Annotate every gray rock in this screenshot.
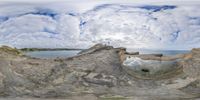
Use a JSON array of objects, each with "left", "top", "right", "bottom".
[
  {"left": 78, "top": 43, "right": 113, "bottom": 55},
  {"left": 123, "top": 57, "right": 181, "bottom": 79},
  {"left": 0, "top": 45, "right": 199, "bottom": 99}
]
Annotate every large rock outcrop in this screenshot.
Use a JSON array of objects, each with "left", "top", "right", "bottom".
[{"left": 0, "top": 44, "right": 199, "bottom": 100}]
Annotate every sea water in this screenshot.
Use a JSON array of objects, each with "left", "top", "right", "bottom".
[
  {"left": 25, "top": 49, "right": 190, "bottom": 59},
  {"left": 127, "top": 49, "right": 190, "bottom": 55},
  {"left": 24, "top": 50, "right": 81, "bottom": 59}
]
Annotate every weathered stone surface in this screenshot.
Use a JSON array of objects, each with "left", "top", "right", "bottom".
[
  {"left": 123, "top": 57, "right": 182, "bottom": 79},
  {"left": 83, "top": 72, "right": 117, "bottom": 87},
  {"left": 183, "top": 48, "right": 200, "bottom": 78},
  {"left": 78, "top": 43, "right": 113, "bottom": 55},
  {"left": 0, "top": 44, "right": 200, "bottom": 99}
]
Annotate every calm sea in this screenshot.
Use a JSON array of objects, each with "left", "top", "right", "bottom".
[
  {"left": 24, "top": 50, "right": 81, "bottom": 59},
  {"left": 24, "top": 49, "right": 190, "bottom": 59},
  {"left": 127, "top": 49, "right": 190, "bottom": 55}
]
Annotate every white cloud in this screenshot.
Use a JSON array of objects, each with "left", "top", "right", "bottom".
[
  {"left": 79, "top": 4, "right": 200, "bottom": 49},
  {"left": 0, "top": 2, "right": 199, "bottom": 50}
]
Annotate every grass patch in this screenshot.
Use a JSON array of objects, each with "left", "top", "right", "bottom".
[{"left": 0, "top": 45, "right": 22, "bottom": 56}]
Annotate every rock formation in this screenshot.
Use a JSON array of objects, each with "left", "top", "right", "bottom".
[{"left": 0, "top": 44, "right": 199, "bottom": 100}]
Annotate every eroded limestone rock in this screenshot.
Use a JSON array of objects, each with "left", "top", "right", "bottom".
[
  {"left": 0, "top": 44, "right": 199, "bottom": 100},
  {"left": 123, "top": 57, "right": 182, "bottom": 79}
]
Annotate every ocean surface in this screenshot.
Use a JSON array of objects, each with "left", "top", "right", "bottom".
[
  {"left": 24, "top": 50, "right": 81, "bottom": 59},
  {"left": 24, "top": 49, "right": 190, "bottom": 59},
  {"left": 127, "top": 49, "right": 190, "bottom": 55}
]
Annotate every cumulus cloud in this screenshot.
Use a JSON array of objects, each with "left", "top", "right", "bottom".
[
  {"left": 0, "top": 2, "right": 199, "bottom": 50},
  {"left": 80, "top": 4, "right": 200, "bottom": 49}
]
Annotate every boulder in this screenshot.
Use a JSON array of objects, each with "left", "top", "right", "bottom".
[
  {"left": 183, "top": 48, "right": 200, "bottom": 78},
  {"left": 78, "top": 43, "right": 113, "bottom": 55}
]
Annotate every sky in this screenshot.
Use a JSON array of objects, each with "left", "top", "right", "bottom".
[{"left": 0, "top": 0, "right": 200, "bottom": 50}]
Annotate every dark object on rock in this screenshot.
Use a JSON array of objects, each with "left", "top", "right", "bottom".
[
  {"left": 125, "top": 51, "right": 139, "bottom": 55},
  {"left": 141, "top": 68, "right": 150, "bottom": 73}
]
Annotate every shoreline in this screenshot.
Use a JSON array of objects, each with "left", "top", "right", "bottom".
[{"left": 19, "top": 48, "right": 84, "bottom": 52}]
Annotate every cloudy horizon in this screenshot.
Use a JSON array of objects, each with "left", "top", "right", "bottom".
[{"left": 0, "top": 0, "right": 200, "bottom": 50}]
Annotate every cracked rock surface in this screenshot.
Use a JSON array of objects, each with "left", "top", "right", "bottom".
[{"left": 0, "top": 44, "right": 199, "bottom": 100}]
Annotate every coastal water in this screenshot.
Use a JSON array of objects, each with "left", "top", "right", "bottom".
[
  {"left": 127, "top": 49, "right": 190, "bottom": 55},
  {"left": 24, "top": 50, "right": 81, "bottom": 59},
  {"left": 24, "top": 49, "right": 190, "bottom": 59}
]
